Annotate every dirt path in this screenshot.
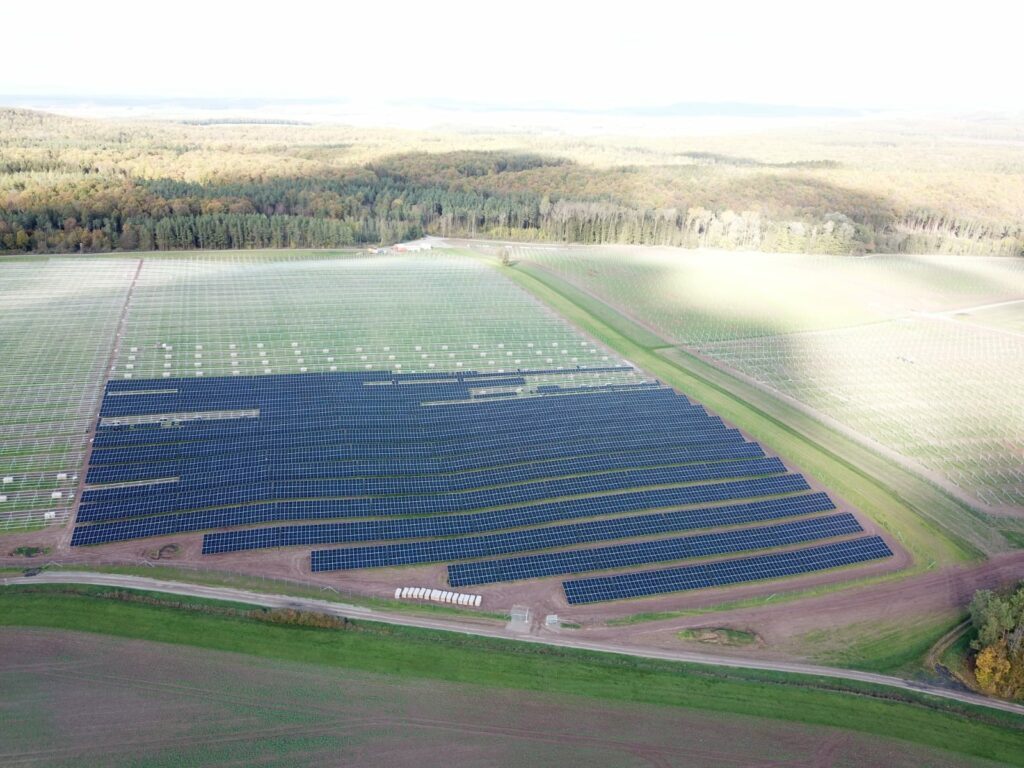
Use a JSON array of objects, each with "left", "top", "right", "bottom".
[
  {"left": 60, "top": 258, "right": 144, "bottom": 551},
  {"left": 926, "top": 618, "right": 972, "bottom": 671}
]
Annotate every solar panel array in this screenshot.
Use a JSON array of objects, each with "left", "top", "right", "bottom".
[
  {"left": 74, "top": 372, "right": 802, "bottom": 543},
  {"left": 73, "top": 320, "right": 891, "bottom": 599},
  {"left": 72, "top": 474, "right": 814, "bottom": 546},
  {"left": 78, "top": 456, "right": 787, "bottom": 520}
]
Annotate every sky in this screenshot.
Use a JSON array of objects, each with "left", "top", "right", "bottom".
[{"left": 2, "top": 0, "right": 1022, "bottom": 114}]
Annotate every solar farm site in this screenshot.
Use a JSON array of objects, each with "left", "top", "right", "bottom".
[
  {"left": 4, "top": 249, "right": 897, "bottom": 614},
  {"left": 519, "top": 246, "right": 1024, "bottom": 520}
]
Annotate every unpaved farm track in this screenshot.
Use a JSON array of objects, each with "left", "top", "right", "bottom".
[
  {"left": 4, "top": 571, "right": 1023, "bottom": 718},
  {"left": 62, "top": 257, "right": 144, "bottom": 551}
]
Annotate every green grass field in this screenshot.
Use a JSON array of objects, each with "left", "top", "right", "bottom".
[
  {"left": 515, "top": 246, "right": 1024, "bottom": 514},
  {"left": 789, "top": 612, "right": 967, "bottom": 676},
  {"left": 2, "top": 584, "right": 1022, "bottom": 764}
]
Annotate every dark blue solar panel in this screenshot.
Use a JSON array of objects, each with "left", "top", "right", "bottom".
[
  {"left": 89, "top": 427, "right": 744, "bottom": 467},
  {"left": 74, "top": 370, "right": 825, "bottom": 578},
  {"left": 74, "top": 474, "right": 813, "bottom": 546},
  {"left": 561, "top": 536, "right": 893, "bottom": 604},
  {"left": 310, "top": 512, "right": 858, "bottom": 575},
  {"left": 208, "top": 492, "right": 835, "bottom": 555},
  {"left": 444, "top": 513, "right": 862, "bottom": 585},
  {"left": 78, "top": 457, "right": 786, "bottom": 520},
  {"left": 86, "top": 441, "right": 765, "bottom": 486}
]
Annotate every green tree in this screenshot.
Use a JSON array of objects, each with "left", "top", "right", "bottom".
[{"left": 968, "top": 582, "right": 1024, "bottom": 699}]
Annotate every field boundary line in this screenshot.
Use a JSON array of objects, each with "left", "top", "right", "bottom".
[{"left": 62, "top": 258, "right": 144, "bottom": 550}]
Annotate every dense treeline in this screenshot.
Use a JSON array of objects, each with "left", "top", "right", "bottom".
[
  {"left": 1, "top": 108, "right": 1022, "bottom": 256},
  {"left": 970, "top": 583, "right": 1024, "bottom": 700},
  {"left": 0, "top": 174, "right": 867, "bottom": 254}
]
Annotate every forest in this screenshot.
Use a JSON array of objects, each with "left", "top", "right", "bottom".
[{"left": 1, "top": 108, "right": 1022, "bottom": 256}]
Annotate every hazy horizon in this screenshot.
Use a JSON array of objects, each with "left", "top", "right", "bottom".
[{"left": 3, "top": 0, "right": 1022, "bottom": 116}]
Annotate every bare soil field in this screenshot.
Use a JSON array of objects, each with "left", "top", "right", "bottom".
[
  {"left": 1, "top": 487, "right": 909, "bottom": 629},
  {"left": 575, "top": 550, "right": 1024, "bottom": 654},
  {"left": 0, "top": 628, "right": 1005, "bottom": 768}
]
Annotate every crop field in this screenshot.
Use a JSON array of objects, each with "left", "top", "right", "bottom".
[
  {"left": 2, "top": 248, "right": 899, "bottom": 609},
  {"left": 3, "top": 622, "right": 1017, "bottom": 767},
  {"left": 0, "top": 259, "right": 138, "bottom": 530},
  {"left": 520, "top": 246, "right": 1024, "bottom": 515}
]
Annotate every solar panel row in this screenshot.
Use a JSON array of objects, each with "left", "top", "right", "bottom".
[
  {"left": 103, "top": 366, "right": 637, "bottom": 394},
  {"left": 99, "top": 382, "right": 684, "bottom": 430},
  {"left": 87, "top": 406, "right": 723, "bottom": 475},
  {"left": 444, "top": 513, "right": 862, "bottom": 586},
  {"left": 91, "top": 405, "right": 714, "bottom": 455},
  {"left": 104, "top": 386, "right": 648, "bottom": 420},
  {"left": 561, "top": 536, "right": 894, "bottom": 604},
  {"left": 205, "top": 492, "right": 835, "bottom": 555},
  {"left": 86, "top": 441, "right": 766, "bottom": 486},
  {"left": 100, "top": 368, "right": 646, "bottom": 417},
  {"left": 309, "top": 512, "right": 857, "bottom": 576},
  {"left": 79, "top": 457, "right": 786, "bottom": 520},
  {"left": 73, "top": 474, "right": 813, "bottom": 546},
  {"left": 535, "top": 382, "right": 662, "bottom": 394},
  {"left": 92, "top": 388, "right": 714, "bottom": 441},
  {"left": 89, "top": 427, "right": 745, "bottom": 468}
]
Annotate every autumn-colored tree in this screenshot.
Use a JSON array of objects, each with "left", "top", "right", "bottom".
[
  {"left": 969, "top": 583, "right": 1024, "bottom": 700},
  {"left": 975, "top": 640, "right": 1012, "bottom": 693}
]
